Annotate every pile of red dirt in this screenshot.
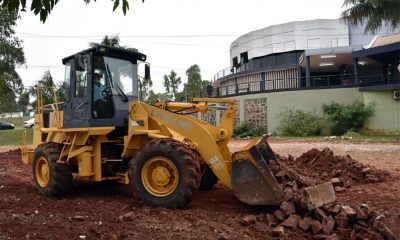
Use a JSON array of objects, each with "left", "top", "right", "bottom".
[
  {"left": 261, "top": 148, "right": 395, "bottom": 239},
  {"left": 276, "top": 147, "right": 390, "bottom": 187},
  {"left": 0, "top": 148, "right": 21, "bottom": 161}
]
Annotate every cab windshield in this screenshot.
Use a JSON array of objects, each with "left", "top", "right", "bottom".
[{"left": 96, "top": 56, "right": 138, "bottom": 97}]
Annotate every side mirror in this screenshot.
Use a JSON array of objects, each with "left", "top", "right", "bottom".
[
  {"left": 144, "top": 63, "right": 150, "bottom": 80},
  {"left": 75, "top": 54, "right": 85, "bottom": 71}
]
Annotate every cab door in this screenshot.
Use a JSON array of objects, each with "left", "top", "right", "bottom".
[{"left": 63, "top": 54, "right": 92, "bottom": 128}]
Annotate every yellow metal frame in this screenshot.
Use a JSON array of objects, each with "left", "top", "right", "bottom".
[
  {"left": 124, "top": 98, "right": 237, "bottom": 188},
  {"left": 24, "top": 92, "right": 242, "bottom": 189}
]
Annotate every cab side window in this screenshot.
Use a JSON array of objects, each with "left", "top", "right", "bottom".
[
  {"left": 75, "top": 58, "right": 88, "bottom": 98},
  {"left": 63, "top": 63, "right": 72, "bottom": 102}
]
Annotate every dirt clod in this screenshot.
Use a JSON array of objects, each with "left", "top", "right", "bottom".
[
  {"left": 272, "top": 225, "right": 285, "bottom": 236},
  {"left": 334, "top": 211, "right": 349, "bottom": 228},
  {"left": 280, "top": 201, "right": 296, "bottom": 215},
  {"left": 240, "top": 215, "right": 257, "bottom": 226},
  {"left": 321, "top": 217, "right": 335, "bottom": 235},
  {"left": 311, "top": 220, "right": 322, "bottom": 234},
  {"left": 304, "top": 182, "right": 336, "bottom": 210},
  {"left": 72, "top": 215, "right": 85, "bottom": 221},
  {"left": 298, "top": 217, "right": 313, "bottom": 231},
  {"left": 280, "top": 214, "right": 300, "bottom": 229}
]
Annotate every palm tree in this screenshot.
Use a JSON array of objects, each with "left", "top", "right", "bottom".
[
  {"left": 29, "top": 71, "right": 64, "bottom": 108},
  {"left": 341, "top": 0, "right": 400, "bottom": 33},
  {"left": 89, "top": 35, "right": 121, "bottom": 47}
]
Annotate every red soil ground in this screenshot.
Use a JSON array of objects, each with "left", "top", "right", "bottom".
[{"left": 0, "top": 139, "right": 399, "bottom": 239}]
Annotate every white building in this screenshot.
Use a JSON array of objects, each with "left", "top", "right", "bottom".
[{"left": 213, "top": 19, "right": 395, "bottom": 95}]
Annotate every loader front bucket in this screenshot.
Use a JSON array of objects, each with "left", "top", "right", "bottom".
[{"left": 231, "top": 135, "right": 283, "bottom": 205}]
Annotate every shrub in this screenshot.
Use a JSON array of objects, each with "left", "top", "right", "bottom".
[
  {"left": 233, "top": 121, "right": 266, "bottom": 138},
  {"left": 322, "top": 101, "right": 375, "bottom": 135},
  {"left": 276, "top": 109, "right": 322, "bottom": 136}
]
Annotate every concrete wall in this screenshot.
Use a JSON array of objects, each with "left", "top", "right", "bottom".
[
  {"left": 234, "top": 88, "right": 362, "bottom": 133},
  {"left": 362, "top": 91, "right": 400, "bottom": 133}
]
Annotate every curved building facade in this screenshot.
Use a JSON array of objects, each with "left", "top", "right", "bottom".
[
  {"left": 210, "top": 19, "right": 400, "bottom": 134},
  {"left": 214, "top": 19, "right": 391, "bottom": 95}
]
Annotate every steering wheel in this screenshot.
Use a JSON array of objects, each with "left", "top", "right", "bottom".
[{"left": 102, "top": 87, "right": 112, "bottom": 98}]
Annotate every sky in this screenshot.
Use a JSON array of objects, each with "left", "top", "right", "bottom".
[{"left": 15, "top": 0, "right": 346, "bottom": 93}]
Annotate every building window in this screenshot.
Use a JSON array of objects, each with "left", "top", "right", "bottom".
[
  {"left": 232, "top": 57, "right": 238, "bottom": 67},
  {"left": 240, "top": 52, "right": 248, "bottom": 63}
]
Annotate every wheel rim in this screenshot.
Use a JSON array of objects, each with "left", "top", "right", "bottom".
[
  {"left": 36, "top": 156, "right": 50, "bottom": 187},
  {"left": 141, "top": 156, "right": 179, "bottom": 197}
]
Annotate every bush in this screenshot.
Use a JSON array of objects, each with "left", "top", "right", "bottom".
[
  {"left": 233, "top": 121, "right": 266, "bottom": 138},
  {"left": 276, "top": 109, "right": 322, "bottom": 136},
  {"left": 322, "top": 101, "right": 375, "bottom": 135}
]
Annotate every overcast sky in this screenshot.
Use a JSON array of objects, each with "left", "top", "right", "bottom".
[{"left": 15, "top": 0, "right": 345, "bottom": 93}]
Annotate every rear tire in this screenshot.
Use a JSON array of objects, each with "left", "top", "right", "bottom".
[
  {"left": 32, "top": 143, "right": 73, "bottom": 196},
  {"left": 129, "top": 139, "right": 200, "bottom": 209},
  {"left": 199, "top": 165, "right": 218, "bottom": 191}
]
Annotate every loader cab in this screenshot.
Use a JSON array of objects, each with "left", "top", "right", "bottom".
[{"left": 61, "top": 45, "right": 148, "bottom": 129}]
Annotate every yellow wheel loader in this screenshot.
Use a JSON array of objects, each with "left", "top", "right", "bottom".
[{"left": 21, "top": 46, "right": 283, "bottom": 209}]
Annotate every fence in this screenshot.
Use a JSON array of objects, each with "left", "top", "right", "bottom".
[
  {"left": 359, "top": 73, "right": 400, "bottom": 87},
  {"left": 0, "top": 112, "right": 34, "bottom": 119},
  {"left": 180, "top": 73, "right": 358, "bottom": 100},
  {"left": 0, "top": 112, "right": 23, "bottom": 119}
]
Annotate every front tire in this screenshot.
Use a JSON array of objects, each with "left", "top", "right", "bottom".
[
  {"left": 129, "top": 139, "right": 201, "bottom": 209},
  {"left": 32, "top": 143, "right": 73, "bottom": 196}
]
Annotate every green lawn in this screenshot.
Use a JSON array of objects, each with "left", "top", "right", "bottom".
[
  {"left": 0, "top": 127, "right": 398, "bottom": 146},
  {"left": 270, "top": 134, "right": 400, "bottom": 142},
  {"left": 0, "top": 128, "right": 33, "bottom": 146}
]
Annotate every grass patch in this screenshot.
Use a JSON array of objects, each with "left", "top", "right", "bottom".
[
  {"left": 270, "top": 134, "right": 400, "bottom": 142},
  {"left": 0, "top": 128, "right": 33, "bottom": 146}
]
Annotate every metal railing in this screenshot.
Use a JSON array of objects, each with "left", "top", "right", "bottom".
[
  {"left": 178, "top": 74, "right": 358, "bottom": 101},
  {"left": 360, "top": 73, "right": 400, "bottom": 87},
  {"left": 177, "top": 73, "right": 399, "bottom": 101},
  {"left": 213, "top": 58, "right": 300, "bottom": 81}
]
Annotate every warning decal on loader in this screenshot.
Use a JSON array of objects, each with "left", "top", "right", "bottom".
[{"left": 209, "top": 156, "right": 224, "bottom": 171}]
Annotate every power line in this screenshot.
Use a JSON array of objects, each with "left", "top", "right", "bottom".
[
  {"left": 16, "top": 65, "right": 64, "bottom": 69},
  {"left": 17, "top": 32, "right": 388, "bottom": 38}
]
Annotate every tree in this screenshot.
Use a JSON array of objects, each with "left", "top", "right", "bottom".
[
  {"left": 29, "top": 71, "right": 64, "bottom": 108},
  {"left": 0, "top": 86, "right": 18, "bottom": 112},
  {"left": 163, "top": 70, "right": 181, "bottom": 100},
  {"left": 0, "top": 0, "right": 142, "bottom": 23},
  {"left": 185, "top": 64, "right": 203, "bottom": 96},
  {"left": 89, "top": 35, "right": 121, "bottom": 48},
  {"left": 342, "top": 0, "right": 400, "bottom": 33},
  {"left": 0, "top": 8, "right": 25, "bottom": 112},
  {"left": 146, "top": 90, "right": 168, "bottom": 104},
  {"left": 140, "top": 77, "right": 153, "bottom": 101},
  {"left": 17, "top": 90, "right": 30, "bottom": 112}
]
